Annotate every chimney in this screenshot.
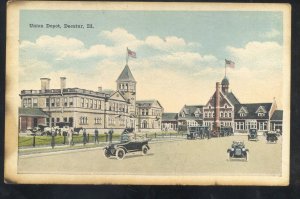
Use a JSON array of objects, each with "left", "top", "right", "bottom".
[
  {"left": 60, "top": 77, "right": 66, "bottom": 90},
  {"left": 40, "top": 78, "right": 51, "bottom": 92},
  {"left": 214, "top": 82, "right": 220, "bottom": 131},
  {"left": 98, "top": 86, "right": 102, "bottom": 92}
]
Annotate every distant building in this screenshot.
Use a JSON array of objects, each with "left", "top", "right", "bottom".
[
  {"left": 19, "top": 65, "right": 163, "bottom": 133},
  {"left": 162, "top": 113, "right": 178, "bottom": 131},
  {"left": 162, "top": 76, "right": 283, "bottom": 133},
  {"left": 136, "top": 100, "right": 164, "bottom": 132}
]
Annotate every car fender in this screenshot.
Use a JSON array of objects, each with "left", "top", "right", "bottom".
[{"left": 227, "top": 149, "right": 231, "bottom": 153}]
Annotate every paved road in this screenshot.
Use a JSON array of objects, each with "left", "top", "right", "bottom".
[{"left": 18, "top": 135, "right": 282, "bottom": 176}]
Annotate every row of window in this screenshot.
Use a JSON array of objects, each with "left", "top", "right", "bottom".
[
  {"left": 22, "top": 97, "right": 129, "bottom": 113},
  {"left": 139, "top": 109, "right": 162, "bottom": 116},
  {"left": 204, "top": 111, "right": 232, "bottom": 118},
  {"left": 118, "top": 83, "right": 135, "bottom": 91},
  {"left": 46, "top": 117, "right": 74, "bottom": 127},
  {"left": 239, "top": 112, "right": 266, "bottom": 117},
  {"left": 235, "top": 121, "right": 267, "bottom": 130}
]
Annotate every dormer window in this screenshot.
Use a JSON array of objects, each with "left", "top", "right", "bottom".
[
  {"left": 195, "top": 113, "right": 199, "bottom": 117},
  {"left": 258, "top": 113, "right": 265, "bottom": 117},
  {"left": 208, "top": 105, "right": 211, "bottom": 109},
  {"left": 240, "top": 113, "right": 246, "bottom": 117},
  {"left": 225, "top": 104, "right": 228, "bottom": 108}
]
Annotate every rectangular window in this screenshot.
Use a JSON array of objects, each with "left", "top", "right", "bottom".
[
  {"left": 146, "top": 109, "right": 149, "bottom": 115},
  {"left": 51, "top": 118, "right": 55, "bottom": 127},
  {"left": 51, "top": 98, "right": 55, "bottom": 107},
  {"left": 28, "top": 98, "right": 32, "bottom": 107},
  {"left": 46, "top": 118, "right": 50, "bottom": 126},
  {"left": 85, "top": 98, "right": 88, "bottom": 108},
  {"left": 90, "top": 99, "right": 93, "bottom": 108},
  {"left": 23, "top": 98, "right": 28, "bottom": 107},
  {"left": 94, "top": 100, "right": 97, "bottom": 109},
  {"left": 63, "top": 117, "right": 68, "bottom": 122},
  {"left": 32, "top": 98, "right": 38, "bottom": 107},
  {"left": 81, "top": 98, "right": 84, "bottom": 107},
  {"left": 64, "top": 97, "right": 68, "bottom": 107},
  {"left": 56, "top": 98, "right": 60, "bottom": 107},
  {"left": 46, "top": 98, "right": 50, "bottom": 107},
  {"left": 69, "top": 97, "right": 73, "bottom": 107},
  {"left": 56, "top": 118, "right": 60, "bottom": 122}
]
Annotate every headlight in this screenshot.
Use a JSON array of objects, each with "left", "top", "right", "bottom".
[
  {"left": 231, "top": 148, "right": 234, "bottom": 151},
  {"left": 242, "top": 148, "right": 245, "bottom": 151}
]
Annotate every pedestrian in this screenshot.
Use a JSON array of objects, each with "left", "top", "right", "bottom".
[
  {"left": 94, "top": 128, "right": 99, "bottom": 144},
  {"left": 83, "top": 128, "right": 87, "bottom": 145},
  {"left": 51, "top": 130, "right": 56, "bottom": 149},
  {"left": 108, "top": 129, "right": 114, "bottom": 143},
  {"left": 67, "top": 128, "right": 73, "bottom": 146}
]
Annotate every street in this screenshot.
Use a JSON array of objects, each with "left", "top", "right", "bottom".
[{"left": 18, "top": 135, "right": 282, "bottom": 176}]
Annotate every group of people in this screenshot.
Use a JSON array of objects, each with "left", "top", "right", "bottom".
[{"left": 65, "top": 128, "right": 114, "bottom": 146}]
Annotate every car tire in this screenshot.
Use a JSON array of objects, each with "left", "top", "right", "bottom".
[
  {"left": 116, "top": 148, "right": 125, "bottom": 160},
  {"left": 142, "top": 145, "right": 148, "bottom": 155},
  {"left": 103, "top": 149, "right": 110, "bottom": 158}
]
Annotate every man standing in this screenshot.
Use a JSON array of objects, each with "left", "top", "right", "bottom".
[
  {"left": 83, "top": 128, "right": 87, "bottom": 145},
  {"left": 94, "top": 128, "right": 99, "bottom": 144}
]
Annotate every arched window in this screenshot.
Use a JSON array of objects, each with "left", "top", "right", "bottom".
[{"left": 142, "top": 120, "right": 148, "bottom": 129}]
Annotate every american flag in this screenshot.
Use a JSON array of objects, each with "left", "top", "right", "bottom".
[
  {"left": 127, "top": 48, "right": 136, "bottom": 58},
  {"left": 225, "top": 59, "right": 235, "bottom": 68}
]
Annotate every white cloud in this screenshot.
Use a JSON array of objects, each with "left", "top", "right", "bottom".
[
  {"left": 227, "top": 41, "right": 282, "bottom": 70},
  {"left": 260, "top": 29, "right": 280, "bottom": 39}
]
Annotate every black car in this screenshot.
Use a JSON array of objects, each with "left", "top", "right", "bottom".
[
  {"left": 266, "top": 132, "right": 278, "bottom": 143},
  {"left": 220, "top": 127, "right": 233, "bottom": 137},
  {"left": 187, "top": 126, "right": 209, "bottom": 140},
  {"left": 248, "top": 128, "right": 258, "bottom": 141},
  {"left": 227, "top": 141, "right": 249, "bottom": 161},
  {"left": 103, "top": 130, "right": 150, "bottom": 160}
]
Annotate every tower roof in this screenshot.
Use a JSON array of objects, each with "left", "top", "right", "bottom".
[
  {"left": 221, "top": 76, "right": 229, "bottom": 85},
  {"left": 116, "top": 65, "right": 136, "bottom": 82}
]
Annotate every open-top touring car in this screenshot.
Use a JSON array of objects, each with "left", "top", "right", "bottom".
[
  {"left": 227, "top": 141, "right": 249, "bottom": 161},
  {"left": 103, "top": 128, "right": 151, "bottom": 160}
]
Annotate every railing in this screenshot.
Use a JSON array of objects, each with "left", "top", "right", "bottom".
[{"left": 21, "top": 88, "right": 108, "bottom": 97}]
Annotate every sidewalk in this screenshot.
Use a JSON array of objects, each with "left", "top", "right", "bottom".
[{"left": 18, "top": 136, "right": 186, "bottom": 156}]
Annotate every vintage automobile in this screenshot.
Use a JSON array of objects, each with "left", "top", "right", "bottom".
[
  {"left": 187, "top": 126, "right": 209, "bottom": 140},
  {"left": 248, "top": 128, "right": 258, "bottom": 141},
  {"left": 103, "top": 129, "right": 151, "bottom": 160},
  {"left": 266, "top": 131, "right": 278, "bottom": 143},
  {"left": 220, "top": 127, "right": 233, "bottom": 137},
  {"left": 227, "top": 141, "right": 249, "bottom": 161}
]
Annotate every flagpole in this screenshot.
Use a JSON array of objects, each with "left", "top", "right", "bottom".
[
  {"left": 225, "top": 60, "right": 227, "bottom": 77},
  {"left": 126, "top": 47, "right": 129, "bottom": 65}
]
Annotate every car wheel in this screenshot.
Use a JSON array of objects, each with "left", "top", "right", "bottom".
[
  {"left": 142, "top": 145, "right": 148, "bottom": 155},
  {"left": 103, "top": 149, "right": 111, "bottom": 158},
  {"left": 116, "top": 148, "right": 125, "bottom": 160}
]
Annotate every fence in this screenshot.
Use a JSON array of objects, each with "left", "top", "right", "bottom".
[{"left": 18, "top": 131, "right": 186, "bottom": 148}]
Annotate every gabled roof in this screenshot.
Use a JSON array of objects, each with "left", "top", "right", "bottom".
[
  {"left": 178, "top": 105, "right": 203, "bottom": 120},
  {"left": 234, "top": 103, "right": 272, "bottom": 120},
  {"left": 225, "top": 92, "right": 240, "bottom": 105},
  {"left": 116, "top": 65, "right": 136, "bottom": 82},
  {"left": 19, "top": 107, "right": 49, "bottom": 117},
  {"left": 162, "top": 113, "right": 178, "bottom": 122},
  {"left": 238, "top": 106, "right": 248, "bottom": 114},
  {"left": 271, "top": 110, "right": 283, "bottom": 121},
  {"left": 136, "top": 100, "right": 163, "bottom": 109}
]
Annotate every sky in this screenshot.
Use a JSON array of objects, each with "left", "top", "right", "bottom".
[{"left": 19, "top": 10, "right": 284, "bottom": 112}]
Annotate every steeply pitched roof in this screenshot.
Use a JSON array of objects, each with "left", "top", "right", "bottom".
[
  {"left": 225, "top": 92, "right": 240, "bottom": 105},
  {"left": 19, "top": 107, "right": 49, "bottom": 117},
  {"left": 234, "top": 103, "right": 272, "bottom": 120},
  {"left": 178, "top": 105, "right": 203, "bottom": 120},
  {"left": 116, "top": 65, "right": 136, "bottom": 82},
  {"left": 271, "top": 110, "right": 283, "bottom": 120},
  {"left": 162, "top": 113, "right": 178, "bottom": 122}
]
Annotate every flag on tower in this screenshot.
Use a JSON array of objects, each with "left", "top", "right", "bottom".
[
  {"left": 127, "top": 48, "right": 137, "bottom": 58},
  {"left": 225, "top": 59, "right": 235, "bottom": 68}
]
